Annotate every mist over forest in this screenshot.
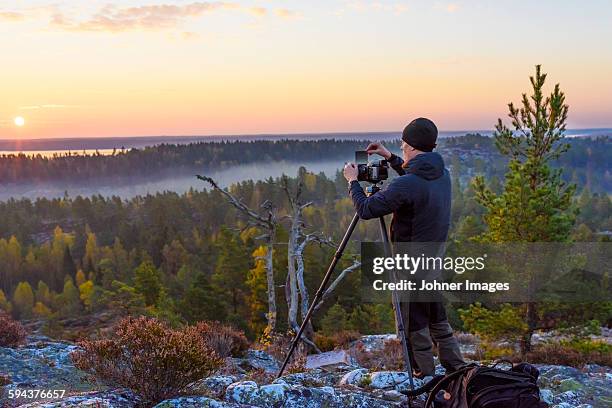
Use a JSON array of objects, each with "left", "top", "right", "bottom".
[{"left": 0, "top": 135, "right": 609, "bottom": 201}]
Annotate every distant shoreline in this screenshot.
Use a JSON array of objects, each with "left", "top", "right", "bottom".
[{"left": 0, "top": 128, "right": 610, "bottom": 153}]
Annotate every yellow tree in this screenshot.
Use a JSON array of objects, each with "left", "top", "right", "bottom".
[{"left": 13, "top": 282, "right": 35, "bottom": 319}]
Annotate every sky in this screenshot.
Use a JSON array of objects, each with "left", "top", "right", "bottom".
[{"left": 1, "top": 0, "right": 611, "bottom": 139}]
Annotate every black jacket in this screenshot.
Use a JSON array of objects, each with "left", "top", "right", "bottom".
[{"left": 349, "top": 152, "right": 451, "bottom": 242}]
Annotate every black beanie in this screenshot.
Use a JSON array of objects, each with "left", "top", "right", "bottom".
[{"left": 402, "top": 118, "right": 438, "bottom": 152}]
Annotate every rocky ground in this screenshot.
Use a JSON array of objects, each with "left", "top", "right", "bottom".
[{"left": 0, "top": 334, "right": 610, "bottom": 408}]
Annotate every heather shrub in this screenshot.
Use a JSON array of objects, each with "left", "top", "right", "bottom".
[
  {"left": 527, "top": 339, "right": 612, "bottom": 368},
  {"left": 355, "top": 338, "right": 405, "bottom": 371},
  {"left": 0, "top": 311, "right": 26, "bottom": 348},
  {"left": 194, "top": 321, "right": 249, "bottom": 358},
  {"left": 259, "top": 331, "right": 306, "bottom": 373},
  {"left": 315, "top": 330, "right": 361, "bottom": 351},
  {"left": 71, "top": 316, "right": 223, "bottom": 405}
]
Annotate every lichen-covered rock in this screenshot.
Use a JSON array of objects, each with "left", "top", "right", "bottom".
[
  {"left": 232, "top": 350, "right": 279, "bottom": 373},
  {"left": 16, "top": 389, "right": 139, "bottom": 408},
  {"left": 0, "top": 338, "right": 90, "bottom": 392},
  {"left": 541, "top": 389, "right": 555, "bottom": 404},
  {"left": 339, "top": 368, "right": 368, "bottom": 386},
  {"left": 185, "top": 375, "right": 238, "bottom": 398},
  {"left": 224, "top": 381, "right": 259, "bottom": 404},
  {"left": 369, "top": 371, "right": 410, "bottom": 389},
  {"left": 394, "top": 377, "right": 424, "bottom": 394},
  {"left": 153, "top": 396, "right": 245, "bottom": 408},
  {"left": 277, "top": 368, "right": 340, "bottom": 387}
]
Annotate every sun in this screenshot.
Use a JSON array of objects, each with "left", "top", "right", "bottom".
[{"left": 14, "top": 116, "right": 25, "bottom": 127}]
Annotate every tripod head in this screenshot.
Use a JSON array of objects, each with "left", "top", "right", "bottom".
[{"left": 365, "top": 182, "right": 383, "bottom": 196}]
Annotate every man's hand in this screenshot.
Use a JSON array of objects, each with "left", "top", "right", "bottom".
[
  {"left": 366, "top": 142, "right": 392, "bottom": 160},
  {"left": 343, "top": 162, "right": 358, "bottom": 183}
]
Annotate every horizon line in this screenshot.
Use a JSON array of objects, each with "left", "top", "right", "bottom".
[{"left": 3, "top": 127, "right": 612, "bottom": 143}]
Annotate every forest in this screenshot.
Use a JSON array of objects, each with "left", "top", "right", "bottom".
[
  {"left": 0, "top": 136, "right": 610, "bottom": 193},
  {"left": 0, "top": 150, "right": 609, "bottom": 341}
]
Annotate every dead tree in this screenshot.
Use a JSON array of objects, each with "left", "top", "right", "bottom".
[{"left": 197, "top": 175, "right": 278, "bottom": 333}]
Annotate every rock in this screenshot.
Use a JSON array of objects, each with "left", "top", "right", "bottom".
[
  {"left": 552, "top": 404, "right": 575, "bottom": 408},
  {"left": 354, "top": 334, "right": 397, "bottom": 352},
  {"left": 540, "top": 389, "right": 555, "bottom": 404},
  {"left": 369, "top": 371, "right": 410, "bottom": 389},
  {"left": 259, "top": 383, "right": 290, "bottom": 404},
  {"left": 339, "top": 369, "right": 368, "bottom": 386},
  {"left": 394, "top": 377, "right": 424, "bottom": 393},
  {"left": 277, "top": 370, "right": 337, "bottom": 387},
  {"left": 224, "top": 381, "right": 259, "bottom": 404},
  {"left": 154, "top": 396, "right": 244, "bottom": 407},
  {"left": 380, "top": 390, "right": 405, "bottom": 402},
  {"left": 0, "top": 340, "right": 96, "bottom": 403},
  {"left": 16, "top": 389, "right": 139, "bottom": 408},
  {"left": 186, "top": 375, "right": 238, "bottom": 398},
  {"left": 232, "top": 350, "right": 278, "bottom": 374},
  {"left": 306, "top": 350, "right": 351, "bottom": 369},
  {"left": 558, "top": 378, "right": 583, "bottom": 392}
]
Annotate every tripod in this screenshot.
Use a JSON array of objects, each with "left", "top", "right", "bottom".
[{"left": 276, "top": 184, "right": 415, "bottom": 392}]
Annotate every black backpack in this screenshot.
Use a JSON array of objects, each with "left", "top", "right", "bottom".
[{"left": 402, "top": 361, "right": 548, "bottom": 408}]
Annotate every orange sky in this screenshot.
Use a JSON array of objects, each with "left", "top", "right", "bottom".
[{"left": 1, "top": 1, "right": 611, "bottom": 139}]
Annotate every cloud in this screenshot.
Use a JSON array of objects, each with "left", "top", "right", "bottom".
[
  {"left": 341, "top": 1, "right": 409, "bottom": 15},
  {"left": 435, "top": 2, "right": 460, "bottom": 13},
  {"left": 249, "top": 7, "right": 267, "bottom": 17},
  {"left": 50, "top": 2, "right": 241, "bottom": 32},
  {"left": 19, "top": 104, "right": 78, "bottom": 110},
  {"left": 274, "top": 8, "right": 300, "bottom": 19},
  {"left": 0, "top": 11, "right": 25, "bottom": 21}
]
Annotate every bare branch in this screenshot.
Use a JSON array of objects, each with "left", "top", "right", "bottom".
[{"left": 313, "top": 259, "right": 361, "bottom": 312}]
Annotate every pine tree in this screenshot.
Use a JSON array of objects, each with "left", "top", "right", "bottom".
[
  {"left": 211, "top": 229, "right": 250, "bottom": 316},
  {"left": 320, "top": 304, "right": 348, "bottom": 336},
  {"left": 472, "top": 65, "right": 576, "bottom": 354},
  {"left": 134, "top": 260, "right": 163, "bottom": 306},
  {"left": 59, "top": 278, "right": 82, "bottom": 317},
  {"left": 180, "top": 272, "right": 228, "bottom": 323}
]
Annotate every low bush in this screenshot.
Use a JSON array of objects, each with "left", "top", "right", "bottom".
[
  {"left": 459, "top": 303, "right": 527, "bottom": 344},
  {"left": 355, "top": 338, "right": 405, "bottom": 371},
  {"left": 0, "top": 311, "right": 26, "bottom": 348},
  {"left": 259, "top": 331, "right": 306, "bottom": 374},
  {"left": 315, "top": 330, "right": 361, "bottom": 351},
  {"left": 194, "top": 321, "right": 249, "bottom": 358},
  {"left": 527, "top": 339, "right": 612, "bottom": 368},
  {"left": 71, "top": 316, "right": 223, "bottom": 405}
]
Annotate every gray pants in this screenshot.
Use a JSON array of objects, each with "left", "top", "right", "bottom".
[{"left": 399, "top": 302, "right": 465, "bottom": 376}]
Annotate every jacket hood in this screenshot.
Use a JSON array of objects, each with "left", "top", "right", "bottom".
[{"left": 406, "top": 152, "right": 445, "bottom": 180}]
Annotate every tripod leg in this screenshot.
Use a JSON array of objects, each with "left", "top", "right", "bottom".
[
  {"left": 277, "top": 212, "right": 360, "bottom": 378},
  {"left": 378, "top": 216, "right": 415, "bottom": 391}
]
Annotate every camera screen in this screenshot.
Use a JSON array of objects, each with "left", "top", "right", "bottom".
[{"left": 355, "top": 150, "right": 368, "bottom": 164}]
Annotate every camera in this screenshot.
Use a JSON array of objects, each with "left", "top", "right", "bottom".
[{"left": 355, "top": 150, "right": 389, "bottom": 183}]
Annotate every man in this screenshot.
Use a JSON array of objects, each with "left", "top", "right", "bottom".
[{"left": 343, "top": 117, "right": 464, "bottom": 376}]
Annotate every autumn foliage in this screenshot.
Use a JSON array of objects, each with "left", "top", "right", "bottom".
[
  {"left": 71, "top": 316, "right": 224, "bottom": 404},
  {"left": 193, "top": 320, "right": 249, "bottom": 358},
  {"left": 0, "top": 311, "right": 26, "bottom": 347}
]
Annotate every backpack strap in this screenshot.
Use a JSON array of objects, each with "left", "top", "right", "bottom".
[
  {"left": 424, "top": 365, "right": 478, "bottom": 408},
  {"left": 489, "top": 359, "right": 515, "bottom": 369}
]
